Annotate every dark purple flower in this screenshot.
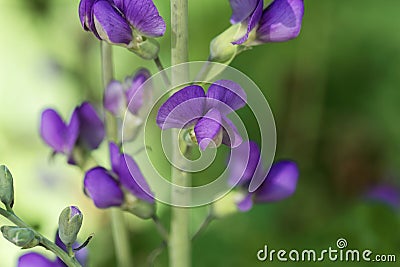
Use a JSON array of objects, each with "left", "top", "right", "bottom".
[
  {"left": 229, "top": 0, "right": 304, "bottom": 45},
  {"left": 79, "top": 0, "right": 166, "bottom": 46},
  {"left": 366, "top": 184, "right": 400, "bottom": 210},
  {"left": 40, "top": 102, "right": 105, "bottom": 164},
  {"left": 84, "top": 142, "right": 154, "bottom": 209},
  {"left": 104, "top": 68, "right": 151, "bottom": 117},
  {"left": 229, "top": 141, "right": 299, "bottom": 211},
  {"left": 156, "top": 80, "right": 246, "bottom": 150},
  {"left": 18, "top": 231, "right": 88, "bottom": 267}
]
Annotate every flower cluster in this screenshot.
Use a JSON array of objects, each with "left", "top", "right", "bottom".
[
  {"left": 156, "top": 80, "right": 246, "bottom": 150},
  {"left": 40, "top": 102, "right": 104, "bottom": 165},
  {"left": 229, "top": 141, "right": 299, "bottom": 211}
]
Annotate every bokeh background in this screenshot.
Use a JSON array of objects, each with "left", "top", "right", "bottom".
[{"left": 1, "top": 0, "right": 400, "bottom": 266}]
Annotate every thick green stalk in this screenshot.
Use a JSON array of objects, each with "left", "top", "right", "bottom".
[
  {"left": 101, "top": 42, "right": 133, "bottom": 267},
  {"left": 0, "top": 208, "right": 81, "bottom": 267},
  {"left": 169, "top": 1, "right": 191, "bottom": 267}
]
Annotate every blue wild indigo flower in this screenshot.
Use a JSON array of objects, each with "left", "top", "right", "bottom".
[
  {"left": 40, "top": 102, "right": 105, "bottom": 165},
  {"left": 229, "top": 0, "right": 304, "bottom": 45},
  {"left": 79, "top": 0, "right": 166, "bottom": 58},
  {"left": 84, "top": 142, "right": 155, "bottom": 218},
  {"left": 366, "top": 184, "right": 400, "bottom": 211},
  {"left": 104, "top": 68, "right": 151, "bottom": 117},
  {"left": 229, "top": 141, "right": 299, "bottom": 211},
  {"left": 156, "top": 80, "right": 246, "bottom": 150},
  {"left": 18, "top": 231, "right": 88, "bottom": 267}
]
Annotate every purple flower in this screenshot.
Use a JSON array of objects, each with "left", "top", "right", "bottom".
[
  {"left": 156, "top": 80, "right": 246, "bottom": 150},
  {"left": 366, "top": 184, "right": 400, "bottom": 210},
  {"left": 79, "top": 0, "right": 166, "bottom": 46},
  {"left": 229, "top": 141, "right": 299, "bottom": 211},
  {"left": 18, "top": 231, "right": 88, "bottom": 267},
  {"left": 84, "top": 142, "right": 154, "bottom": 210},
  {"left": 229, "top": 0, "right": 304, "bottom": 45},
  {"left": 104, "top": 68, "right": 151, "bottom": 117},
  {"left": 40, "top": 102, "right": 105, "bottom": 164}
]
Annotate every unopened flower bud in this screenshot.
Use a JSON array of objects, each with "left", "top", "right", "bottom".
[
  {"left": 0, "top": 165, "right": 14, "bottom": 209},
  {"left": 1, "top": 226, "right": 39, "bottom": 249},
  {"left": 58, "top": 206, "right": 83, "bottom": 246},
  {"left": 209, "top": 24, "right": 245, "bottom": 63}
]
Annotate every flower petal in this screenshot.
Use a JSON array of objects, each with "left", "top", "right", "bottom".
[
  {"left": 232, "top": 0, "right": 263, "bottom": 45},
  {"left": 84, "top": 167, "right": 124, "bottom": 208},
  {"left": 229, "top": 0, "right": 260, "bottom": 24},
  {"left": 206, "top": 80, "right": 247, "bottom": 113},
  {"left": 126, "top": 68, "right": 151, "bottom": 115},
  {"left": 221, "top": 116, "right": 242, "bottom": 148},
  {"left": 236, "top": 193, "right": 253, "bottom": 212},
  {"left": 118, "top": 154, "right": 155, "bottom": 203},
  {"left": 76, "top": 102, "right": 105, "bottom": 150},
  {"left": 156, "top": 85, "right": 206, "bottom": 129},
  {"left": 40, "top": 109, "right": 76, "bottom": 154},
  {"left": 79, "top": 0, "right": 98, "bottom": 36},
  {"left": 194, "top": 108, "right": 222, "bottom": 151},
  {"left": 93, "top": 0, "right": 133, "bottom": 45},
  {"left": 256, "top": 0, "right": 304, "bottom": 43},
  {"left": 228, "top": 141, "right": 261, "bottom": 186},
  {"left": 18, "top": 253, "right": 56, "bottom": 267},
  {"left": 109, "top": 142, "right": 121, "bottom": 174},
  {"left": 255, "top": 160, "right": 299, "bottom": 202},
  {"left": 366, "top": 184, "right": 400, "bottom": 210},
  {"left": 54, "top": 231, "right": 88, "bottom": 266},
  {"left": 104, "top": 80, "right": 126, "bottom": 116},
  {"left": 120, "top": 0, "right": 166, "bottom": 37}
]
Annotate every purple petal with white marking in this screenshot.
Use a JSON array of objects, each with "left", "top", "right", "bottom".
[
  {"left": 121, "top": 0, "right": 166, "bottom": 37},
  {"left": 229, "top": 0, "right": 260, "bottom": 24},
  {"left": 256, "top": 0, "right": 304, "bottom": 43},
  {"left": 93, "top": 0, "right": 133, "bottom": 45},
  {"left": 255, "top": 160, "right": 299, "bottom": 202},
  {"left": 157, "top": 85, "right": 206, "bottom": 129},
  {"left": 194, "top": 108, "right": 222, "bottom": 151},
  {"left": 84, "top": 167, "right": 124, "bottom": 208},
  {"left": 232, "top": 0, "right": 263, "bottom": 45},
  {"left": 118, "top": 154, "right": 154, "bottom": 203},
  {"left": 76, "top": 102, "right": 105, "bottom": 150},
  {"left": 104, "top": 80, "right": 126, "bottom": 116},
  {"left": 206, "top": 80, "right": 247, "bottom": 113},
  {"left": 79, "top": 0, "right": 97, "bottom": 34}
]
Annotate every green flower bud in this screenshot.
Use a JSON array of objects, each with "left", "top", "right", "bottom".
[
  {"left": 1, "top": 226, "right": 39, "bottom": 249},
  {"left": 128, "top": 38, "right": 160, "bottom": 60},
  {"left": 58, "top": 206, "right": 83, "bottom": 246},
  {"left": 122, "top": 194, "right": 155, "bottom": 219},
  {"left": 0, "top": 165, "right": 14, "bottom": 209}
]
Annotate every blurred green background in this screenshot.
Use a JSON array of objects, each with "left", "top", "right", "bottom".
[{"left": 1, "top": 0, "right": 400, "bottom": 266}]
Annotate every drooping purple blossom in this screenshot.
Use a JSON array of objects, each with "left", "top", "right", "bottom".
[
  {"left": 84, "top": 142, "right": 154, "bottom": 209},
  {"left": 79, "top": 0, "right": 166, "bottom": 46},
  {"left": 229, "top": 141, "right": 299, "bottom": 211},
  {"left": 104, "top": 68, "right": 151, "bottom": 117},
  {"left": 40, "top": 102, "right": 105, "bottom": 164},
  {"left": 156, "top": 80, "right": 246, "bottom": 150},
  {"left": 229, "top": 0, "right": 304, "bottom": 45},
  {"left": 18, "top": 231, "right": 88, "bottom": 267}
]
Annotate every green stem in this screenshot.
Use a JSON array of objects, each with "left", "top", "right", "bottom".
[
  {"left": 169, "top": 1, "right": 190, "bottom": 266},
  {"left": 151, "top": 215, "right": 169, "bottom": 242},
  {"left": 191, "top": 207, "right": 214, "bottom": 241},
  {"left": 101, "top": 41, "right": 133, "bottom": 267},
  {"left": 0, "top": 208, "right": 81, "bottom": 267},
  {"left": 154, "top": 56, "right": 171, "bottom": 86}
]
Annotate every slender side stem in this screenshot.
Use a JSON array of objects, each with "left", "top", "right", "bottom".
[
  {"left": 169, "top": 1, "right": 191, "bottom": 267},
  {"left": 191, "top": 207, "right": 214, "bottom": 241},
  {"left": 101, "top": 42, "right": 133, "bottom": 267},
  {"left": 151, "top": 215, "right": 169, "bottom": 242},
  {"left": 0, "top": 208, "right": 81, "bottom": 267},
  {"left": 154, "top": 57, "right": 171, "bottom": 86}
]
